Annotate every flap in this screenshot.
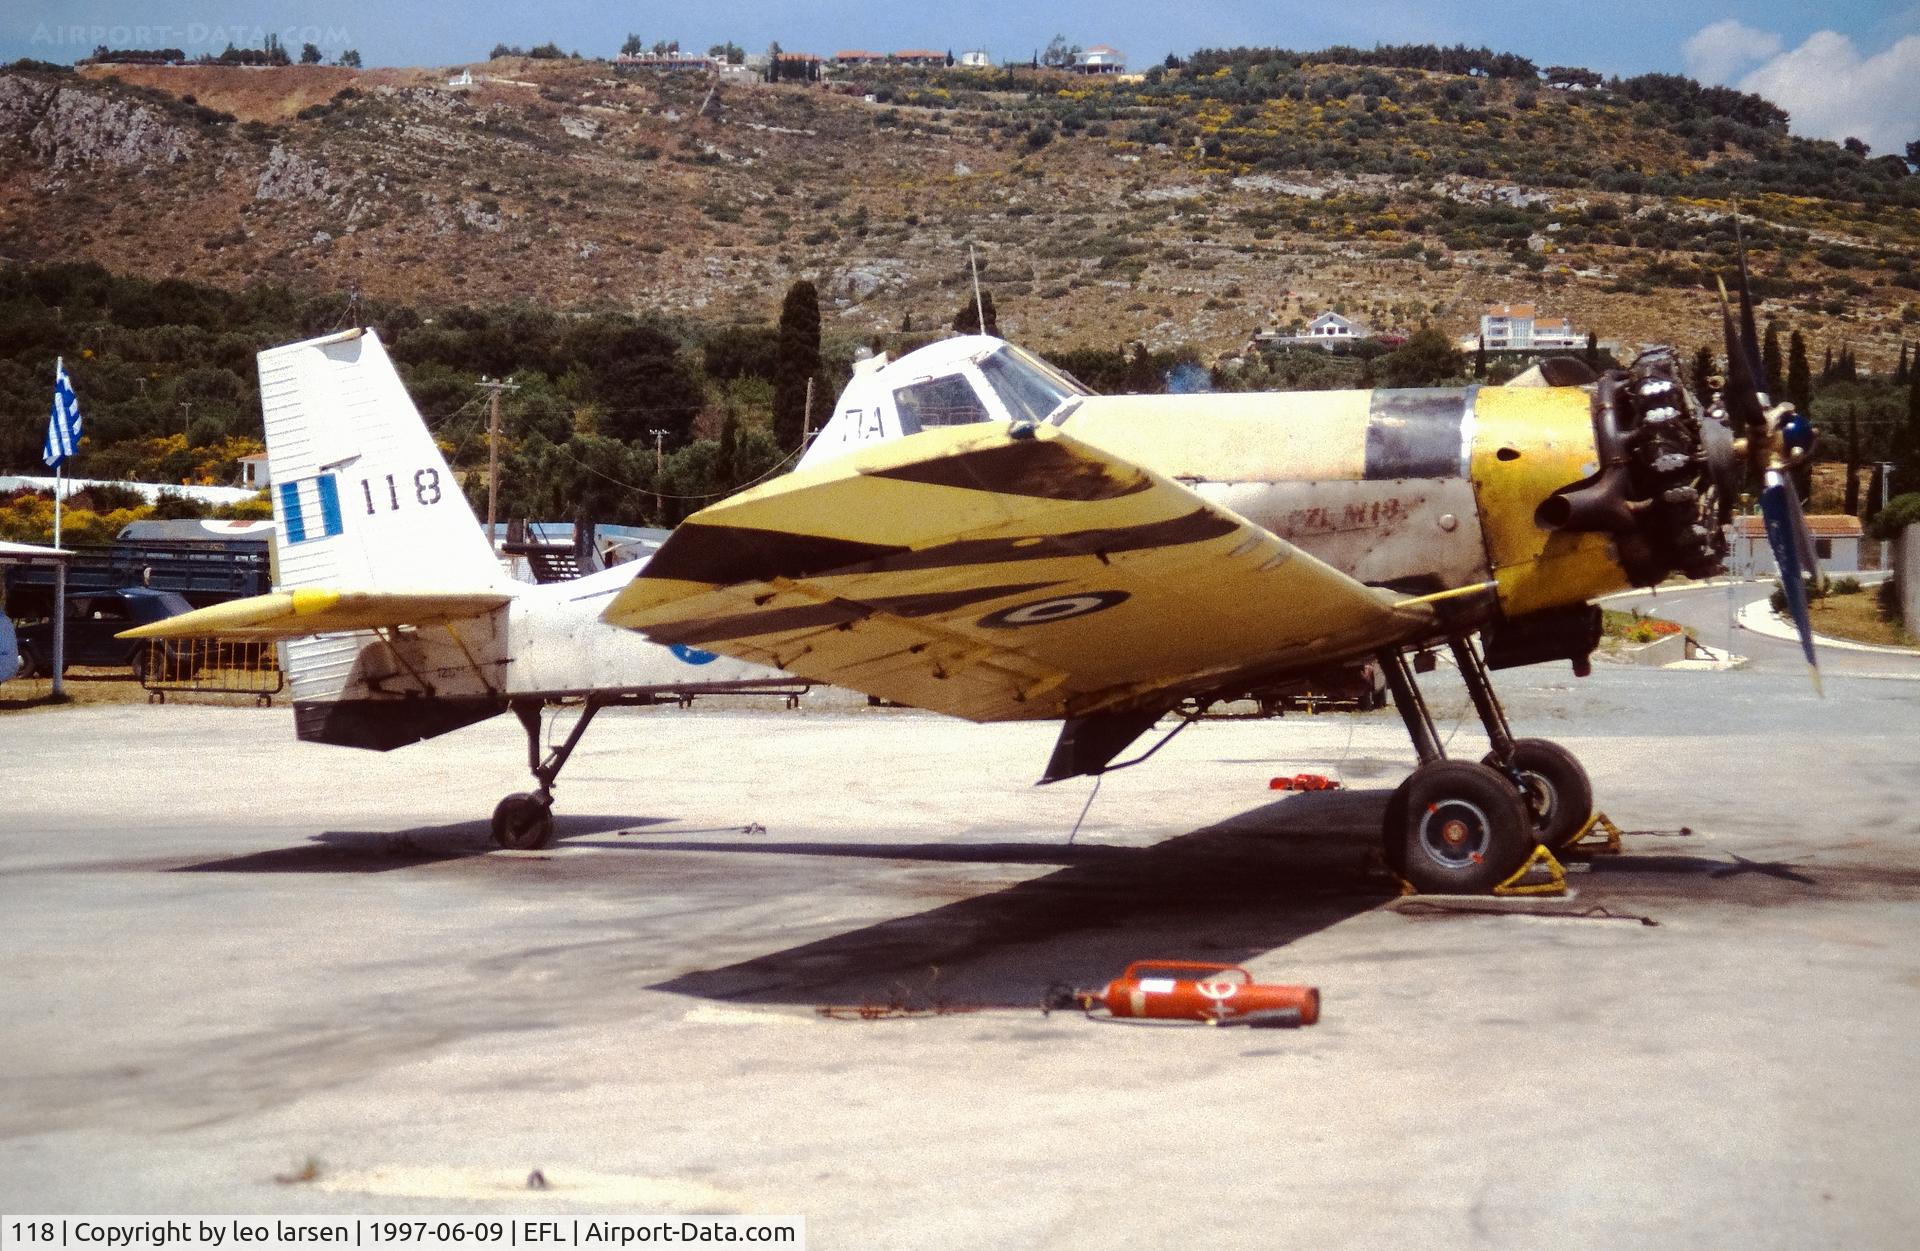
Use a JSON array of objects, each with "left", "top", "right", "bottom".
[
  {"left": 604, "top": 424, "right": 1421, "bottom": 722},
  {"left": 118, "top": 588, "right": 513, "bottom": 641}
]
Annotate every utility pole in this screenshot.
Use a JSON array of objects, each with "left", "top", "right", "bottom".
[
  {"left": 648, "top": 428, "right": 669, "bottom": 521},
  {"left": 969, "top": 242, "right": 985, "bottom": 336},
  {"left": 802, "top": 377, "right": 814, "bottom": 444},
  {"left": 476, "top": 377, "right": 519, "bottom": 550},
  {"left": 179, "top": 401, "right": 193, "bottom": 442},
  {"left": 1877, "top": 460, "right": 1894, "bottom": 570}
]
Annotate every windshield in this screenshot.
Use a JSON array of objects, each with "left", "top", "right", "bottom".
[
  {"left": 893, "top": 373, "right": 991, "bottom": 430},
  {"left": 975, "top": 346, "right": 1086, "bottom": 424}
]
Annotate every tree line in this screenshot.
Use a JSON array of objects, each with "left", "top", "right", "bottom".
[{"left": 3, "top": 261, "right": 1914, "bottom": 546}]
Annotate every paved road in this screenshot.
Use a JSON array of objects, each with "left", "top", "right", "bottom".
[
  {"left": 1611, "top": 579, "right": 1920, "bottom": 682},
  {"left": 2, "top": 658, "right": 1917, "bottom": 1247}
]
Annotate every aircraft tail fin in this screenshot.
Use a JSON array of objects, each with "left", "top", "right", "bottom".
[
  {"left": 249, "top": 330, "right": 513, "bottom": 747},
  {"left": 258, "top": 327, "right": 504, "bottom": 594}
]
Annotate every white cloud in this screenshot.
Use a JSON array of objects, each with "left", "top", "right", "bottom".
[
  {"left": 1683, "top": 18, "right": 1782, "bottom": 85},
  {"left": 1736, "top": 31, "right": 1920, "bottom": 157}
]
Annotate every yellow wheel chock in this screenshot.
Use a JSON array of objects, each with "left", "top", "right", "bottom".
[
  {"left": 1564, "top": 811, "right": 1625, "bottom": 855},
  {"left": 1492, "top": 843, "right": 1569, "bottom": 897}
]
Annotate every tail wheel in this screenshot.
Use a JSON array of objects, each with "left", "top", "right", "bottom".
[
  {"left": 1482, "top": 738, "right": 1593, "bottom": 851},
  {"left": 492, "top": 792, "right": 554, "bottom": 850},
  {"left": 1384, "top": 760, "right": 1532, "bottom": 894}
]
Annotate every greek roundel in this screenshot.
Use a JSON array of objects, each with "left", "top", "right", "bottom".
[{"left": 277, "top": 475, "right": 345, "bottom": 545}]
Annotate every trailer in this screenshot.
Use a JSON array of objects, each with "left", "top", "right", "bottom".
[{"left": 4, "top": 523, "right": 271, "bottom": 617}]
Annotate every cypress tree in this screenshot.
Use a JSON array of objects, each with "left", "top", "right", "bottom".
[
  {"left": 1583, "top": 330, "right": 1599, "bottom": 370},
  {"left": 1691, "top": 345, "right": 1715, "bottom": 394},
  {"left": 1126, "top": 342, "right": 1157, "bottom": 393},
  {"left": 1787, "top": 331, "right": 1812, "bottom": 415},
  {"left": 1896, "top": 364, "right": 1920, "bottom": 502},
  {"left": 1820, "top": 345, "right": 1834, "bottom": 382},
  {"left": 718, "top": 412, "right": 739, "bottom": 483},
  {"left": 773, "top": 279, "right": 821, "bottom": 450},
  {"left": 1896, "top": 342, "right": 1909, "bottom": 384},
  {"left": 952, "top": 291, "right": 999, "bottom": 336},
  {"left": 1845, "top": 406, "right": 1860, "bottom": 516},
  {"left": 1763, "top": 319, "right": 1783, "bottom": 396},
  {"left": 1899, "top": 366, "right": 1920, "bottom": 497},
  {"left": 1474, "top": 334, "right": 1487, "bottom": 379}
]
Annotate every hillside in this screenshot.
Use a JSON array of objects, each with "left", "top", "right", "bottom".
[{"left": 0, "top": 52, "right": 1915, "bottom": 366}]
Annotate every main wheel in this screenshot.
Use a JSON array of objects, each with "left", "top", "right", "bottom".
[
  {"left": 1482, "top": 738, "right": 1592, "bottom": 851},
  {"left": 1383, "top": 760, "right": 1532, "bottom": 894},
  {"left": 492, "top": 792, "right": 554, "bottom": 850}
]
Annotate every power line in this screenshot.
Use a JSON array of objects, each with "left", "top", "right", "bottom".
[{"left": 546, "top": 438, "right": 805, "bottom": 501}]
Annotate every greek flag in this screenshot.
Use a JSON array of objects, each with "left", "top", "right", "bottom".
[
  {"left": 42, "top": 357, "right": 82, "bottom": 470},
  {"left": 277, "top": 474, "right": 345, "bottom": 545}
]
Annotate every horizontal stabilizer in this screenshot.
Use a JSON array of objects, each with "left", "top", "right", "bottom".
[
  {"left": 119, "top": 588, "right": 513, "bottom": 641},
  {"left": 605, "top": 423, "right": 1419, "bottom": 722}
]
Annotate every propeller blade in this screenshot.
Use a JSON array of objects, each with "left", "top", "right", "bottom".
[
  {"left": 1716, "top": 278, "right": 1766, "bottom": 437},
  {"left": 1734, "top": 219, "right": 1764, "bottom": 386},
  {"left": 1781, "top": 468, "right": 1822, "bottom": 582},
  {"left": 1759, "top": 472, "right": 1822, "bottom": 695}
]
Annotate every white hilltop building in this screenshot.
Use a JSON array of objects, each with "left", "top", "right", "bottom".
[
  {"left": 1462, "top": 303, "right": 1585, "bottom": 351},
  {"left": 1254, "top": 310, "right": 1372, "bottom": 350}
]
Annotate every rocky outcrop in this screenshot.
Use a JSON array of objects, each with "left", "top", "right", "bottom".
[
  {"left": 254, "top": 143, "right": 336, "bottom": 202},
  {"left": 0, "top": 74, "right": 195, "bottom": 172}
]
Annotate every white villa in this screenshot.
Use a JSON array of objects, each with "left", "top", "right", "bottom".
[
  {"left": 1074, "top": 44, "right": 1125, "bottom": 73},
  {"left": 1470, "top": 303, "right": 1584, "bottom": 351},
  {"left": 1254, "top": 310, "right": 1373, "bottom": 350}
]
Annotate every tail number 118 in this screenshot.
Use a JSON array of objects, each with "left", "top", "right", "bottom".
[{"left": 361, "top": 468, "right": 443, "bottom": 514}]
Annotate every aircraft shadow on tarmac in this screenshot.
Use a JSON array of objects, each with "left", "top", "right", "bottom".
[
  {"left": 644, "top": 789, "right": 1401, "bottom": 1010},
  {"left": 171, "top": 815, "right": 666, "bottom": 873},
  {"left": 165, "top": 789, "right": 1410, "bottom": 1006}
]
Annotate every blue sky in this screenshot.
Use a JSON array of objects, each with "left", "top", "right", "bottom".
[{"left": 9, "top": 2, "right": 1919, "bottom": 150}]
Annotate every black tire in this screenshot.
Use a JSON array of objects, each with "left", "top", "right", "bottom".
[
  {"left": 129, "top": 649, "right": 148, "bottom": 684},
  {"left": 492, "top": 792, "right": 554, "bottom": 850},
  {"left": 15, "top": 647, "right": 36, "bottom": 679},
  {"left": 1482, "top": 738, "right": 1592, "bottom": 851},
  {"left": 1383, "top": 760, "right": 1533, "bottom": 894}
]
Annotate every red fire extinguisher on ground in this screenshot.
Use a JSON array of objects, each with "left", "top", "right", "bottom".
[{"left": 1054, "top": 960, "right": 1320, "bottom": 1028}]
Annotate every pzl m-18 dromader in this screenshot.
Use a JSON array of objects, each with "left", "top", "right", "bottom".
[
  {"left": 612, "top": 279, "right": 1815, "bottom": 893},
  {"left": 132, "top": 261, "right": 1816, "bottom": 896}
]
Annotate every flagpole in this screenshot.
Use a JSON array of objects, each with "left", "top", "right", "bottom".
[{"left": 52, "top": 356, "right": 62, "bottom": 551}]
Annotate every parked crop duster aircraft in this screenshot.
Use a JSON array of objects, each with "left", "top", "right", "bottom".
[{"left": 130, "top": 267, "right": 1819, "bottom": 892}]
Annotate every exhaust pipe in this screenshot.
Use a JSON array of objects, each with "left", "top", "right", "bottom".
[{"left": 1536, "top": 464, "right": 1636, "bottom": 534}]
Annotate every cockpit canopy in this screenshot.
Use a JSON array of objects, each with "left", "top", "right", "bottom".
[{"left": 797, "top": 336, "right": 1088, "bottom": 470}]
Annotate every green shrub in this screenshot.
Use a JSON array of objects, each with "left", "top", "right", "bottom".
[{"left": 1868, "top": 493, "right": 1920, "bottom": 540}]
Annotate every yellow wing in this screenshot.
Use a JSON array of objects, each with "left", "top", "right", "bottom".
[
  {"left": 605, "top": 424, "right": 1426, "bottom": 723},
  {"left": 118, "top": 588, "right": 512, "bottom": 641}
]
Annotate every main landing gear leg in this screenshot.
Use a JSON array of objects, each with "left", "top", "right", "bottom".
[
  {"left": 1375, "top": 646, "right": 1530, "bottom": 894},
  {"left": 1450, "top": 636, "right": 1594, "bottom": 852},
  {"left": 493, "top": 696, "right": 606, "bottom": 850}
]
